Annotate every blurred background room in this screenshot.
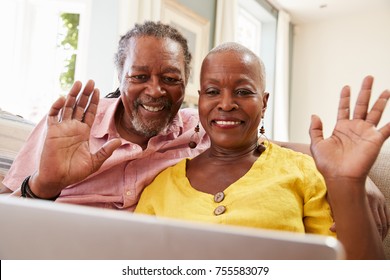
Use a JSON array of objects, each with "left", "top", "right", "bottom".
[{"left": 0, "top": 0, "right": 389, "bottom": 143}]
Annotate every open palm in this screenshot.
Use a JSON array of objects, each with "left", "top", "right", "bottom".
[
  {"left": 33, "top": 81, "right": 121, "bottom": 197},
  {"left": 310, "top": 76, "right": 390, "bottom": 181}
]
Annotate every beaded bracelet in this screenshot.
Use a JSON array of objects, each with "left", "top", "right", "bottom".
[{"left": 20, "top": 175, "right": 60, "bottom": 201}]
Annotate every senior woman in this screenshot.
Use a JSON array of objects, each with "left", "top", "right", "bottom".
[{"left": 135, "top": 42, "right": 389, "bottom": 259}]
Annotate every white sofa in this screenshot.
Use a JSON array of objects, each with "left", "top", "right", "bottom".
[
  {"left": 369, "top": 141, "right": 390, "bottom": 259},
  {"left": 0, "top": 110, "right": 35, "bottom": 185}
]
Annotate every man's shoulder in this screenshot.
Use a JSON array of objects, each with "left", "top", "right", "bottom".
[
  {"left": 178, "top": 107, "right": 198, "bottom": 121},
  {"left": 98, "top": 97, "right": 117, "bottom": 109},
  {"left": 95, "top": 97, "right": 119, "bottom": 118},
  {"left": 178, "top": 107, "right": 199, "bottom": 129},
  {"left": 179, "top": 107, "right": 197, "bottom": 115}
]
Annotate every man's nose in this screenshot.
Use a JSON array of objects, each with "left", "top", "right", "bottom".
[{"left": 145, "top": 76, "right": 166, "bottom": 98}]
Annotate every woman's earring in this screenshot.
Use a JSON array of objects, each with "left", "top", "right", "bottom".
[
  {"left": 189, "top": 123, "right": 200, "bottom": 149},
  {"left": 257, "top": 118, "right": 267, "bottom": 153}
]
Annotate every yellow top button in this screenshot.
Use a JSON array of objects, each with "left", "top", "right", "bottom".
[
  {"left": 214, "top": 192, "right": 225, "bottom": 203},
  {"left": 214, "top": 205, "right": 226, "bottom": 216},
  {"left": 126, "top": 191, "right": 132, "bottom": 196}
]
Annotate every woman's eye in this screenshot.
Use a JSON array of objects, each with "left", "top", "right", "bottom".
[
  {"left": 236, "top": 89, "right": 254, "bottom": 96},
  {"left": 205, "top": 89, "right": 219, "bottom": 96}
]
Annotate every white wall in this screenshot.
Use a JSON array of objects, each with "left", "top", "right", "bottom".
[{"left": 289, "top": 7, "right": 390, "bottom": 143}]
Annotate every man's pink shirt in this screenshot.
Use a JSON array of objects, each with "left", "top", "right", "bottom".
[{"left": 3, "top": 98, "right": 209, "bottom": 211}]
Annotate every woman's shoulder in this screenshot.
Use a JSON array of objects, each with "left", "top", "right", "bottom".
[
  {"left": 269, "top": 142, "right": 314, "bottom": 162},
  {"left": 267, "top": 142, "right": 320, "bottom": 179}
]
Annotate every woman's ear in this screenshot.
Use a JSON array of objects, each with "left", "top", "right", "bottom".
[{"left": 262, "top": 92, "right": 270, "bottom": 115}]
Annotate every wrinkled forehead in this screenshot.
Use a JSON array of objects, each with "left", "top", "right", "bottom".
[
  {"left": 131, "top": 36, "right": 179, "bottom": 56},
  {"left": 125, "top": 36, "right": 185, "bottom": 66}
]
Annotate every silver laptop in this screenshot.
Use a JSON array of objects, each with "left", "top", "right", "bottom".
[{"left": 0, "top": 196, "right": 345, "bottom": 260}]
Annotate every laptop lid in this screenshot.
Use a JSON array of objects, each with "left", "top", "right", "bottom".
[{"left": 0, "top": 196, "right": 345, "bottom": 260}]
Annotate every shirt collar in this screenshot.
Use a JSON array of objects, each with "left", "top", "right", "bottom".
[{"left": 91, "top": 97, "right": 121, "bottom": 139}]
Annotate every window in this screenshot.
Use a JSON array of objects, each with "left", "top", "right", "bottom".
[
  {"left": 57, "top": 13, "right": 80, "bottom": 93},
  {"left": 237, "top": 6, "right": 262, "bottom": 56},
  {"left": 0, "top": 0, "right": 88, "bottom": 123}
]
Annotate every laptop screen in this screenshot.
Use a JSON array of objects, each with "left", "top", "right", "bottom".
[{"left": 0, "top": 196, "right": 345, "bottom": 260}]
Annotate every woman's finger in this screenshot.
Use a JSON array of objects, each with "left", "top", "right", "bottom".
[
  {"left": 352, "top": 75, "right": 373, "bottom": 120},
  {"left": 337, "top": 86, "right": 351, "bottom": 120},
  {"left": 366, "top": 90, "right": 389, "bottom": 127}
]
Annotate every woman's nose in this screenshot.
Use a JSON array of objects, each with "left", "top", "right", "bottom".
[{"left": 217, "top": 92, "right": 239, "bottom": 111}]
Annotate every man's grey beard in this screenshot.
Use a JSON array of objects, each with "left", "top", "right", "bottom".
[{"left": 129, "top": 101, "right": 173, "bottom": 138}]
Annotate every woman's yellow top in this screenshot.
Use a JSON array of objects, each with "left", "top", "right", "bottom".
[{"left": 135, "top": 143, "right": 334, "bottom": 236}]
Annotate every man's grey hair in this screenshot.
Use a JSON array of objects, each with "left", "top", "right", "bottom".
[{"left": 114, "top": 21, "right": 192, "bottom": 84}]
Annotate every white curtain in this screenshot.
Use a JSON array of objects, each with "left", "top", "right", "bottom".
[
  {"left": 214, "top": 0, "right": 237, "bottom": 46},
  {"left": 118, "top": 0, "right": 161, "bottom": 35},
  {"left": 273, "top": 10, "right": 290, "bottom": 141}
]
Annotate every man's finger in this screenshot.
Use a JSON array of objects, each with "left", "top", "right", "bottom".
[
  {"left": 91, "top": 138, "right": 122, "bottom": 172},
  {"left": 47, "top": 96, "right": 66, "bottom": 125},
  {"left": 73, "top": 80, "right": 96, "bottom": 121},
  {"left": 62, "top": 81, "right": 83, "bottom": 121},
  {"left": 83, "top": 89, "right": 100, "bottom": 127}
]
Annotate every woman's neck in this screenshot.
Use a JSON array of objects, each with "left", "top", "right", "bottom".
[
  {"left": 204, "top": 142, "right": 261, "bottom": 162},
  {"left": 186, "top": 142, "right": 262, "bottom": 194}
]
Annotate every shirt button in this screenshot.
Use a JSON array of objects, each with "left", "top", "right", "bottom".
[
  {"left": 214, "top": 205, "right": 226, "bottom": 216},
  {"left": 214, "top": 192, "right": 225, "bottom": 203},
  {"left": 126, "top": 191, "right": 132, "bottom": 196}
]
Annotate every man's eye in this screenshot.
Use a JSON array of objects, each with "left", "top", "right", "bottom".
[
  {"left": 162, "top": 76, "right": 181, "bottom": 84},
  {"left": 131, "top": 75, "right": 148, "bottom": 81}
]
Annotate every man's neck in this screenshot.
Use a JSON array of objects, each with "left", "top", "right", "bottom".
[{"left": 114, "top": 106, "right": 151, "bottom": 150}]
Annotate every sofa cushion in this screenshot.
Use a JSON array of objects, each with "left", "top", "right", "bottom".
[
  {"left": 0, "top": 109, "right": 35, "bottom": 180},
  {"left": 369, "top": 141, "right": 390, "bottom": 259}
]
